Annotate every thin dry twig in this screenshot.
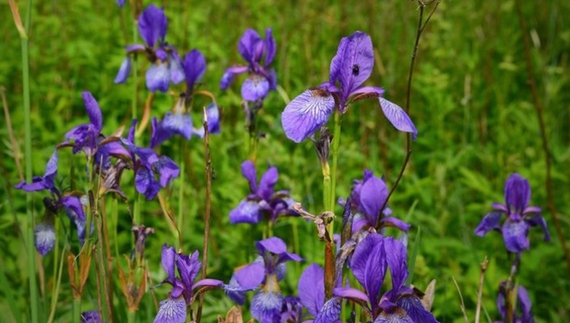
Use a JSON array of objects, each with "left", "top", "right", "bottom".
[
  {"left": 452, "top": 276, "right": 469, "bottom": 323},
  {"left": 380, "top": 0, "right": 440, "bottom": 215},
  {"left": 514, "top": 0, "right": 570, "bottom": 280},
  {"left": 1, "top": 86, "right": 24, "bottom": 181},
  {"left": 196, "top": 107, "right": 213, "bottom": 323},
  {"left": 475, "top": 256, "right": 489, "bottom": 323}
]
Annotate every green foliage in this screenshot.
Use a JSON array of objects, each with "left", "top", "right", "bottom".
[{"left": 1, "top": 0, "right": 569, "bottom": 322}]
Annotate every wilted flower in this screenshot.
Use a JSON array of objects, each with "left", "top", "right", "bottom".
[
  {"left": 229, "top": 160, "right": 296, "bottom": 224},
  {"left": 224, "top": 237, "right": 302, "bottom": 323},
  {"left": 334, "top": 234, "right": 439, "bottom": 322},
  {"left": 154, "top": 245, "right": 223, "bottom": 323},
  {"left": 347, "top": 170, "right": 410, "bottom": 234},
  {"left": 474, "top": 173, "right": 550, "bottom": 253},
  {"left": 115, "top": 4, "right": 184, "bottom": 92},
  {"left": 221, "top": 28, "right": 277, "bottom": 102},
  {"left": 281, "top": 31, "right": 416, "bottom": 143}
]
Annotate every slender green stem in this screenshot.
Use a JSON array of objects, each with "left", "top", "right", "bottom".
[
  {"left": 329, "top": 111, "right": 342, "bottom": 221},
  {"left": 73, "top": 298, "right": 81, "bottom": 323},
  {"left": 14, "top": 0, "right": 40, "bottom": 321},
  {"left": 131, "top": 18, "right": 138, "bottom": 124},
  {"left": 127, "top": 311, "right": 136, "bottom": 323},
  {"left": 177, "top": 140, "right": 185, "bottom": 235}
]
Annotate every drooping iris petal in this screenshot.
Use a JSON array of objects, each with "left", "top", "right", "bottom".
[
  {"left": 135, "top": 167, "right": 161, "bottom": 200},
  {"left": 169, "top": 53, "right": 185, "bottom": 85},
  {"left": 257, "top": 166, "right": 278, "bottom": 201},
  {"left": 504, "top": 173, "right": 530, "bottom": 213},
  {"left": 161, "top": 111, "right": 193, "bottom": 140},
  {"left": 150, "top": 117, "right": 173, "bottom": 149},
  {"left": 379, "top": 98, "right": 417, "bottom": 139},
  {"left": 502, "top": 220, "right": 530, "bottom": 253},
  {"left": 146, "top": 63, "right": 171, "bottom": 92},
  {"left": 329, "top": 31, "right": 374, "bottom": 101},
  {"left": 298, "top": 264, "right": 325, "bottom": 317},
  {"left": 373, "top": 307, "right": 414, "bottom": 323},
  {"left": 396, "top": 295, "right": 439, "bottom": 323},
  {"left": 183, "top": 49, "right": 206, "bottom": 91},
  {"left": 15, "top": 150, "right": 58, "bottom": 193},
  {"left": 139, "top": 4, "right": 167, "bottom": 48},
  {"left": 359, "top": 173, "right": 389, "bottom": 226},
  {"left": 238, "top": 29, "right": 262, "bottom": 63},
  {"left": 156, "top": 156, "right": 180, "bottom": 187},
  {"left": 281, "top": 89, "right": 335, "bottom": 143},
  {"left": 517, "top": 285, "right": 533, "bottom": 321},
  {"left": 526, "top": 214, "right": 551, "bottom": 242},
  {"left": 229, "top": 200, "right": 261, "bottom": 224},
  {"left": 220, "top": 66, "right": 248, "bottom": 90},
  {"left": 34, "top": 223, "right": 56, "bottom": 256},
  {"left": 380, "top": 217, "right": 411, "bottom": 232},
  {"left": 251, "top": 290, "right": 283, "bottom": 323},
  {"left": 153, "top": 297, "right": 186, "bottom": 323},
  {"left": 205, "top": 103, "right": 220, "bottom": 134},
  {"left": 314, "top": 297, "right": 342, "bottom": 323},
  {"left": 267, "top": 68, "right": 277, "bottom": 91},
  {"left": 115, "top": 56, "right": 132, "bottom": 84},
  {"left": 474, "top": 211, "right": 503, "bottom": 236},
  {"left": 332, "top": 287, "right": 370, "bottom": 304},
  {"left": 241, "top": 75, "right": 270, "bottom": 101}
]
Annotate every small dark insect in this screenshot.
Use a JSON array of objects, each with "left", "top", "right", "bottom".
[{"left": 352, "top": 64, "right": 360, "bottom": 76}]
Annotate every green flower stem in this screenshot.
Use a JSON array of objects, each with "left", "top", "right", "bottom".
[
  {"left": 72, "top": 298, "right": 81, "bottom": 323},
  {"left": 13, "top": 0, "right": 40, "bottom": 321},
  {"left": 127, "top": 310, "right": 136, "bottom": 323},
  {"left": 322, "top": 110, "right": 343, "bottom": 300},
  {"left": 177, "top": 140, "right": 186, "bottom": 237}
]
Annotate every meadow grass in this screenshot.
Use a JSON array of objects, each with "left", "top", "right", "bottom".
[{"left": 1, "top": 0, "right": 569, "bottom": 322}]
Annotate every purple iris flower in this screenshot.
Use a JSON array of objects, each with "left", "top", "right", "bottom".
[
  {"left": 154, "top": 245, "right": 223, "bottom": 323},
  {"left": 334, "top": 234, "right": 439, "bottom": 323},
  {"left": 221, "top": 28, "right": 277, "bottom": 102},
  {"left": 348, "top": 170, "right": 410, "bottom": 233},
  {"left": 123, "top": 120, "right": 180, "bottom": 200},
  {"left": 64, "top": 92, "right": 103, "bottom": 156},
  {"left": 15, "top": 151, "right": 90, "bottom": 254},
  {"left": 495, "top": 284, "right": 534, "bottom": 323},
  {"left": 281, "top": 31, "right": 417, "bottom": 143},
  {"left": 298, "top": 264, "right": 341, "bottom": 323},
  {"left": 114, "top": 4, "right": 184, "bottom": 92},
  {"left": 474, "top": 173, "right": 550, "bottom": 253},
  {"left": 116, "top": 0, "right": 125, "bottom": 7},
  {"left": 224, "top": 237, "right": 302, "bottom": 323},
  {"left": 229, "top": 160, "right": 296, "bottom": 224}
]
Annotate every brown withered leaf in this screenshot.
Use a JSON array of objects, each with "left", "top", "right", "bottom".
[{"left": 217, "top": 306, "right": 254, "bottom": 323}]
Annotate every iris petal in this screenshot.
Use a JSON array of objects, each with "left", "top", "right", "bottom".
[
  {"left": 139, "top": 4, "right": 167, "bottom": 48},
  {"left": 153, "top": 297, "right": 186, "bottom": 323},
  {"left": 502, "top": 220, "right": 530, "bottom": 253},
  {"left": 379, "top": 98, "right": 417, "bottom": 138},
  {"left": 114, "top": 56, "right": 132, "bottom": 84},
  {"left": 146, "top": 63, "right": 171, "bottom": 92},
  {"left": 241, "top": 75, "right": 270, "bottom": 101},
  {"left": 34, "top": 223, "right": 56, "bottom": 256},
  {"left": 281, "top": 89, "right": 335, "bottom": 143}
]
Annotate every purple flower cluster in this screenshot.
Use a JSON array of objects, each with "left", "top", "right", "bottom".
[{"left": 15, "top": 91, "right": 180, "bottom": 256}]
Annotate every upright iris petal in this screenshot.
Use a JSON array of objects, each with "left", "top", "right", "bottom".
[
  {"left": 138, "top": 4, "right": 168, "bottom": 48},
  {"left": 34, "top": 223, "right": 56, "bottom": 256},
  {"left": 183, "top": 49, "right": 206, "bottom": 92}
]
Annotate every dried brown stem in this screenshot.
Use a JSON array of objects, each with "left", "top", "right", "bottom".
[
  {"left": 475, "top": 256, "right": 489, "bottom": 323},
  {"left": 196, "top": 109, "right": 213, "bottom": 323},
  {"left": 514, "top": 0, "right": 570, "bottom": 279}
]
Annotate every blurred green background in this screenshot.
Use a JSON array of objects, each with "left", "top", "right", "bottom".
[{"left": 1, "top": 0, "right": 569, "bottom": 322}]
